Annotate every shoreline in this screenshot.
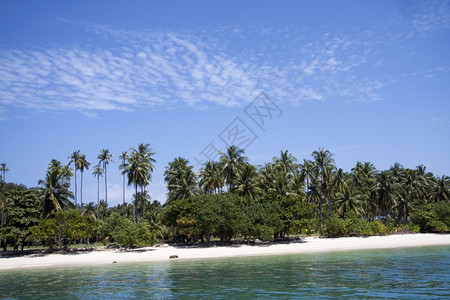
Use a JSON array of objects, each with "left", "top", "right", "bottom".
[{"left": 1, "top": 233, "right": 449, "bottom": 270}]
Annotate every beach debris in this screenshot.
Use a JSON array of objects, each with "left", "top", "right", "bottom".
[{"left": 169, "top": 255, "right": 179, "bottom": 259}]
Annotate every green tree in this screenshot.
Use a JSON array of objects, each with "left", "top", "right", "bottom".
[
  {"left": 32, "top": 210, "right": 100, "bottom": 249},
  {"left": 220, "top": 145, "right": 248, "bottom": 191},
  {"left": 0, "top": 185, "right": 40, "bottom": 250},
  {"left": 375, "top": 171, "right": 397, "bottom": 222},
  {"left": 199, "top": 161, "right": 225, "bottom": 194},
  {"left": 78, "top": 154, "right": 90, "bottom": 207},
  {"left": 335, "top": 186, "right": 364, "bottom": 218},
  {"left": 68, "top": 150, "right": 81, "bottom": 205},
  {"left": 299, "top": 159, "right": 315, "bottom": 200},
  {"left": 193, "top": 193, "right": 247, "bottom": 242},
  {"left": 397, "top": 167, "right": 426, "bottom": 224},
  {"left": 38, "top": 160, "right": 73, "bottom": 218},
  {"left": 311, "top": 148, "right": 335, "bottom": 234},
  {"left": 98, "top": 149, "right": 113, "bottom": 220},
  {"left": 352, "top": 162, "right": 377, "bottom": 220},
  {"left": 123, "top": 144, "right": 156, "bottom": 223},
  {"left": 431, "top": 175, "right": 450, "bottom": 203},
  {"left": 164, "top": 157, "right": 197, "bottom": 202},
  {"left": 1, "top": 162, "right": 10, "bottom": 248},
  {"left": 235, "top": 163, "right": 261, "bottom": 203},
  {"left": 92, "top": 164, "right": 103, "bottom": 206},
  {"left": 273, "top": 150, "right": 298, "bottom": 174},
  {"left": 118, "top": 151, "right": 128, "bottom": 206}
]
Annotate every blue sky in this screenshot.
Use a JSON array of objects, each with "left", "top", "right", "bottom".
[{"left": 0, "top": 0, "right": 449, "bottom": 205}]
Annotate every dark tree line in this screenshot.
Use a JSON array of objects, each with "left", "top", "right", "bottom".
[{"left": 1, "top": 145, "right": 449, "bottom": 250}]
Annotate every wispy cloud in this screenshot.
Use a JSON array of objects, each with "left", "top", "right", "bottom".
[
  {"left": 410, "top": 0, "right": 450, "bottom": 36},
  {"left": 0, "top": 1, "right": 449, "bottom": 120}
]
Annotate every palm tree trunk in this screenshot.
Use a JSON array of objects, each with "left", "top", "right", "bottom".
[
  {"left": 133, "top": 183, "right": 137, "bottom": 224},
  {"left": 80, "top": 171, "right": 83, "bottom": 207},
  {"left": 74, "top": 169, "right": 77, "bottom": 206},
  {"left": 122, "top": 173, "right": 126, "bottom": 217},
  {"left": 141, "top": 186, "right": 145, "bottom": 221},
  {"left": 97, "top": 176, "right": 100, "bottom": 206},
  {"left": 104, "top": 166, "right": 108, "bottom": 221}
]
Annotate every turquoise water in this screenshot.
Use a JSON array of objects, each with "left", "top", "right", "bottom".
[{"left": 1, "top": 246, "right": 449, "bottom": 299}]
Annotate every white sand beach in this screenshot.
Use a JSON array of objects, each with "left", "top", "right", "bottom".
[{"left": 1, "top": 234, "right": 449, "bottom": 270}]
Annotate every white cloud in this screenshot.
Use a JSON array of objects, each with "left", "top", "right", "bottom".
[{"left": 1, "top": 5, "right": 449, "bottom": 119}]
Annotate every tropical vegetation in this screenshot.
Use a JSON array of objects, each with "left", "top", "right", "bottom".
[{"left": 1, "top": 145, "right": 449, "bottom": 251}]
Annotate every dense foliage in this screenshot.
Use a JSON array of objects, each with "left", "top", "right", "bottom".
[{"left": 1, "top": 145, "right": 449, "bottom": 251}]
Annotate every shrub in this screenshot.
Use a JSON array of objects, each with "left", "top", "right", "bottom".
[
  {"left": 324, "top": 215, "right": 348, "bottom": 237},
  {"left": 103, "top": 213, "right": 157, "bottom": 248},
  {"left": 253, "top": 224, "right": 275, "bottom": 242}
]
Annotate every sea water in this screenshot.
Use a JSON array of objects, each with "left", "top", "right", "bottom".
[{"left": 1, "top": 246, "right": 449, "bottom": 299}]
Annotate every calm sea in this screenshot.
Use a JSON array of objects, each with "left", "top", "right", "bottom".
[{"left": 1, "top": 246, "right": 449, "bottom": 299}]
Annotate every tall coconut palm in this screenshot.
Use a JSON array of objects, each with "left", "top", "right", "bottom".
[
  {"left": 164, "top": 157, "right": 197, "bottom": 202},
  {"left": 416, "top": 165, "right": 436, "bottom": 203},
  {"left": 311, "top": 148, "right": 335, "bottom": 234},
  {"left": 397, "top": 168, "right": 426, "bottom": 224},
  {"left": 0, "top": 163, "right": 8, "bottom": 183},
  {"left": 118, "top": 151, "right": 128, "bottom": 205},
  {"left": 235, "top": 163, "right": 261, "bottom": 203},
  {"left": 1, "top": 163, "right": 9, "bottom": 226},
  {"left": 220, "top": 145, "right": 248, "bottom": 191},
  {"left": 199, "top": 161, "right": 225, "bottom": 194},
  {"left": 124, "top": 143, "right": 156, "bottom": 223},
  {"left": 335, "top": 186, "right": 364, "bottom": 217},
  {"left": 332, "top": 168, "right": 348, "bottom": 195},
  {"left": 68, "top": 150, "right": 81, "bottom": 205},
  {"left": 135, "top": 143, "right": 156, "bottom": 219},
  {"left": 257, "top": 163, "right": 276, "bottom": 194},
  {"left": 299, "top": 159, "right": 315, "bottom": 199},
  {"left": 352, "top": 162, "right": 377, "bottom": 220},
  {"left": 98, "top": 149, "right": 113, "bottom": 220},
  {"left": 39, "top": 160, "right": 73, "bottom": 218},
  {"left": 375, "top": 171, "right": 397, "bottom": 222},
  {"left": 92, "top": 164, "right": 103, "bottom": 206},
  {"left": 273, "top": 150, "right": 297, "bottom": 174},
  {"left": 431, "top": 175, "right": 450, "bottom": 203},
  {"left": 78, "top": 154, "right": 90, "bottom": 207}
]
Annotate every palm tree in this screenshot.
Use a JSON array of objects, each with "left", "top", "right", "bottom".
[
  {"left": 220, "top": 145, "right": 248, "bottom": 191},
  {"left": 92, "top": 164, "right": 103, "bottom": 206},
  {"left": 257, "top": 163, "right": 276, "bottom": 194},
  {"left": 38, "top": 160, "right": 73, "bottom": 218},
  {"left": 0, "top": 163, "right": 9, "bottom": 183},
  {"left": 273, "top": 150, "right": 297, "bottom": 174},
  {"left": 431, "top": 175, "right": 450, "bottom": 202},
  {"left": 78, "top": 154, "right": 90, "bottom": 207},
  {"left": 375, "top": 171, "right": 397, "bottom": 222},
  {"left": 164, "top": 157, "right": 197, "bottom": 202},
  {"left": 1, "top": 163, "right": 10, "bottom": 227},
  {"left": 124, "top": 143, "right": 156, "bottom": 223},
  {"left": 352, "top": 162, "right": 377, "bottom": 220},
  {"left": 335, "top": 186, "right": 364, "bottom": 217},
  {"left": 299, "top": 159, "right": 315, "bottom": 200},
  {"left": 98, "top": 149, "right": 113, "bottom": 220},
  {"left": 68, "top": 150, "right": 81, "bottom": 205},
  {"left": 311, "top": 148, "right": 335, "bottom": 234},
  {"left": 235, "top": 163, "right": 261, "bottom": 203},
  {"left": 291, "top": 171, "right": 306, "bottom": 198},
  {"left": 118, "top": 151, "right": 128, "bottom": 206},
  {"left": 397, "top": 168, "right": 426, "bottom": 224},
  {"left": 416, "top": 165, "right": 437, "bottom": 203},
  {"left": 135, "top": 143, "right": 156, "bottom": 219},
  {"left": 199, "top": 161, "right": 225, "bottom": 194},
  {"left": 332, "top": 168, "right": 348, "bottom": 195}
]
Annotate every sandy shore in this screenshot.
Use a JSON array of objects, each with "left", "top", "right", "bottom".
[{"left": 1, "top": 234, "right": 449, "bottom": 270}]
